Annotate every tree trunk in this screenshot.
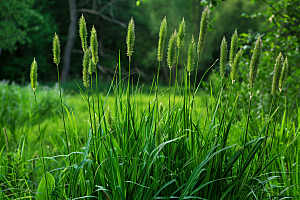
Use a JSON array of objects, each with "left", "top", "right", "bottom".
[
  {"left": 97, "top": 17, "right": 105, "bottom": 56},
  {"left": 0, "top": 47, "right": 2, "bottom": 57},
  {"left": 61, "top": 0, "right": 77, "bottom": 83}
]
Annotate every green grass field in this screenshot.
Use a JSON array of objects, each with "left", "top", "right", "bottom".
[{"left": 1, "top": 7, "right": 300, "bottom": 200}]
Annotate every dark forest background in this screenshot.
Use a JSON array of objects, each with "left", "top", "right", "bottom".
[{"left": 0, "top": 0, "right": 299, "bottom": 91}]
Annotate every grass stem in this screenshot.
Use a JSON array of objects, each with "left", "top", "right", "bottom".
[{"left": 33, "top": 91, "right": 48, "bottom": 200}]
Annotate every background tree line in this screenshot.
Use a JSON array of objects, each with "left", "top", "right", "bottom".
[{"left": 0, "top": 0, "right": 298, "bottom": 89}]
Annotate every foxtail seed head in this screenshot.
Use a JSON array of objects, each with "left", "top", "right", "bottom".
[
  {"left": 230, "top": 49, "right": 242, "bottom": 83},
  {"left": 271, "top": 52, "right": 283, "bottom": 95},
  {"left": 220, "top": 36, "right": 227, "bottom": 79},
  {"left": 30, "top": 58, "right": 38, "bottom": 91},
  {"left": 157, "top": 17, "right": 167, "bottom": 62},
  {"left": 197, "top": 6, "right": 210, "bottom": 55},
  {"left": 187, "top": 35, "right": 196, "bottom": 74},
  {"left": 177, "top": 18, "right": 186, "bottom": 49},
  {"left": 79, "top": 14, "right": 87, "bottom": 52},
  {"left": 167, "top": 30, "right": 177, "bottom": 69},
  {"left": 126, "top": 17, "right": 135, "bottom": 59},
  {"left": 53, "top": 33, "right": 61, "bottom": 66},
  {"left": 229, "top": 29, "right": 238, "bottom": 66},
  {"left": 279, "top": 57, "right": 288, "bottom": 91},
  {"left": 249, "top": 36, "right": 263, "bottom": 90},
  {"left": 82, "top": 48, "right": 91, "bottom": 87},
  {"left": 90, "top": 26, "right": 99, "bottom": 65}
]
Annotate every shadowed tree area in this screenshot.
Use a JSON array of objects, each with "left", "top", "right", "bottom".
[{"left": 0, "top": 0, "right": 266, "bottom": 84}]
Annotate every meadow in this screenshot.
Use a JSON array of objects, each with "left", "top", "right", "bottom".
[{"left": 1, "top": 6, "right": 299, "bottom": 200}]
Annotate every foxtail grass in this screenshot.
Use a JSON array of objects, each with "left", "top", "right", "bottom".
[
  {"left": 53, "top": 33, "right": 70, "bottom": 162},
  {"left": 241, "top": 36, "right": 263, "bottom": 172},
  {"left": 126, "top": 17, "right": 135, "bottom": 142},
  {"left": 156, "top": 16, "right": 167, "bottom": 135},
  {"left": 173, "top": 18, "right": 185, "bottom": 107},
  {"left": 192, "top": 6, "right": 211, "bottom": 121},
  {"left": 167, "top": 29, "right": 177, "bottom": 121},
  {"left": 270, "top": 55, "right": 288, "bottom": 153},
  {"left": 30, "top": 58, "right": 48, "bottom": 199}
]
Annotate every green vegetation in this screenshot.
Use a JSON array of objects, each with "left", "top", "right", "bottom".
[{"left": 1, "top": 5, "right": 299, "bottom": 199}]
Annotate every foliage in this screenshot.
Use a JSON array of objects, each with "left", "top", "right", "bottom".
[
  {"left": 0, "top": 0, "right": 42, "bottom": 52},
  {"left": 0, "top": 0, "right": 61, "bottom": 82},
  {"left": 0, "top": 81, "right": 62, "bottom": 149},
  {"left": 210, "top": 0, "right": 300, "bottom": 123},
  {"left": 0, "top": 0, "right": 269, "bottom": 86}
]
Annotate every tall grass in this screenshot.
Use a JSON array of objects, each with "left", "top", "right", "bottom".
[{"left": 1, "top": 7, "right": 299, "bottom": 199}]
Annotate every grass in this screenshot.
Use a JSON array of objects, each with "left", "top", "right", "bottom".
[{"left": 1, "top": 6, "right": 299, "bottom": 200}]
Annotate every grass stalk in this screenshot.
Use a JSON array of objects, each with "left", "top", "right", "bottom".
[
  {"left": 270, "top": 91, "right": 281, "bottom": 152},
  {"left": 240, "top": 92, "right": 253, "bottom": 172},
  {"left": 95, "top": 66, "right": 101, "bottom": 157},
  {"left": 127, "top": 57, "right": 132, "bottom": 145},
  {"left": 190, "top": 55, "right": 200, "bottom": 119},
  {"left": 264, "top": 95, "right": 274, "bottom": 154},
  {"left": 56, "top": 65, "right": 69, "bottom": 159},
  {"left": 33, "top": 91, "right": 48, "bottom": 199},
  {"left": 90, "top": 74, "right": 97, "bottom": 158},
  {"left": 173, "top": 49, "right": 180, "bottom": 106},
  {"left": 155, "top": 61, "right": 161, "bottom": 131},
  {"left": 168, "top": 67, "right": 172, "bottom": 134},
  {"left": 86, "top": 86, "right": 94, "bottom": 147}
]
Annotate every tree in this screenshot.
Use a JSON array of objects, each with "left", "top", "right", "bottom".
[
  {"left": 61, "top": 0, "right": 77, "bottom": 83},
  {"left": 60, "top": 0, "right": 131, "bottom": 82},
  {"left": 0, "top": 0, "right": 43, "bottom": 56}
]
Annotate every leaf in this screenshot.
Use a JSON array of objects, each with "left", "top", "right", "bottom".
[{"left": 36, "top": 172, "right": 55, "bottom": 200}]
